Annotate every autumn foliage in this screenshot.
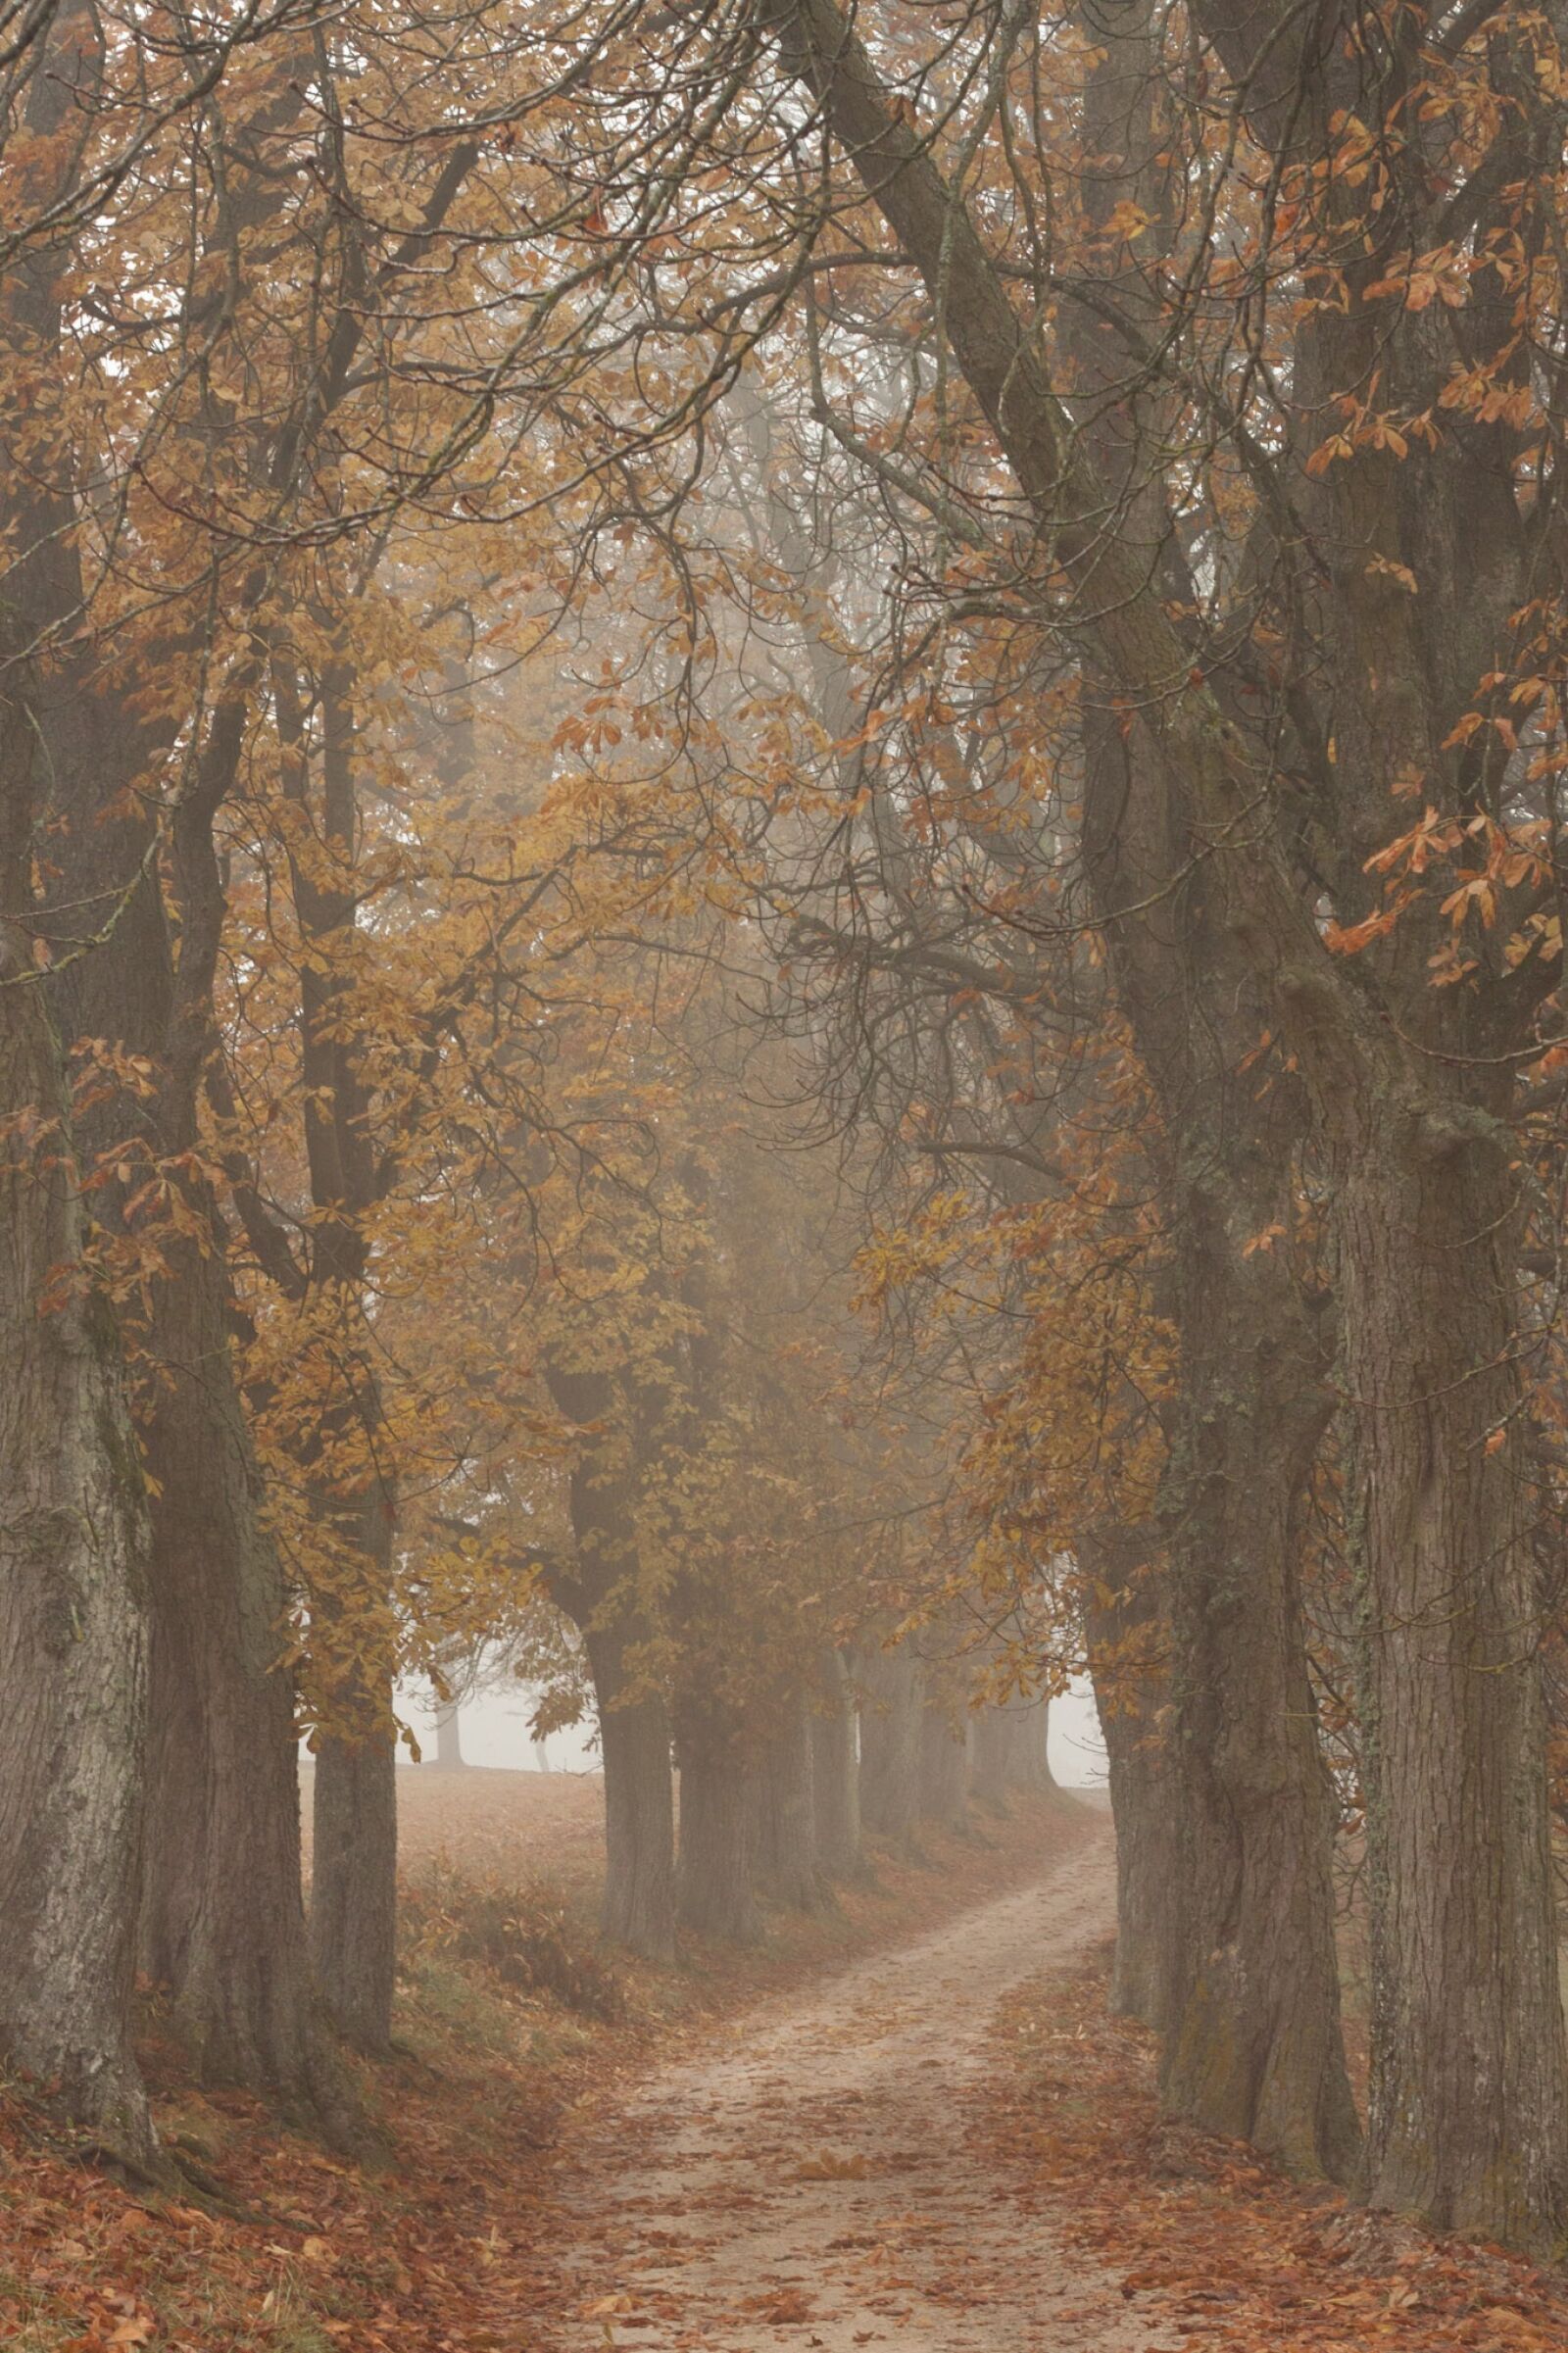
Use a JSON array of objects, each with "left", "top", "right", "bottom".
[{"left": 4, "top": 0, "right": 1568, "bottom": 2337}]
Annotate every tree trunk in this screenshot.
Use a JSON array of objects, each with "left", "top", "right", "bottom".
[
  {"left": 1009, "top": 1699, "right": 1061, "bottom": 1796},
  {"left": 0, "top": 921, "right": 155, "bottom": 2169},
  {"left": 810, "top": 1649, "right": 862, "bottom": 1881},
  {"left": 546, "top": 1363, "right": 678, "bottom": 1965},
  {"left": 585, "top": 1624, "right": 676, "bottom": 1963},
  {"left": 310, "top": 1490, "right": 399, "bottom": 2055},
  {"left": 432, "top": 1700, "right": 466, "bottom": 1770},
  {"left": 1102, "top": 1718, "right": 1176, "bottom": 2032},
  {"left": 1081, "top": 1542, "right": 1177, "bottom": 2033},
  {"left": 311, "top": 1728, "right": 398, "bottom": 2055},
  {"left": 761, "top": 0, "right": 1564, "bottom": 2244},
  {"left": 972, "top": 1697, "right": 1057, "bottom": 1806},
  {"left": 136, "top": 1232, "right": 350, "bottom": 2126},
  {"left": 677, "top": 1714, "right": 762, "bottom": 1944},
  {"left": 917, "top": 1703, "right": 969, "bottom": 1833},
  {"left": 858, "top": 1640, "right": 923, "bottom": 1847},
  {"left": 1152, "top": 1121, "right": 1361, "bottom": 2184},
  {"left": 1335, "top": 1114, "right": 1568, "bottom": 2244},
  {"left": 753, "top": 1700, "right": 827, "bottom": 1911},
  {"left": 6, "top": 311, "right": 334, "bottom": 2117},
  {"left": 970, "top": 1709, "right": 1014, "bottom": 1813}
]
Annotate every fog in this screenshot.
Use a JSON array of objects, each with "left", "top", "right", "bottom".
[{"left": 394, "top": 1677, "right": 1109, "bottom": 1788}]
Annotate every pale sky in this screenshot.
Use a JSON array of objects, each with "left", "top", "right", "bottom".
[{"left": 394, "top": 1675, "right": 1109, "bottom": 1785}]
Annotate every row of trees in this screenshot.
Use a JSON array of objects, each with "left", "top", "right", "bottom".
[
  {"left": 0, "top": 0, "right": 1050, "bottom": 2175},
  {"left": 6, "top": 0, "right": 1568, "bottom": 2272},
  {"left": 697, "top": 0, "right": 1568, "bottom": 2258}
]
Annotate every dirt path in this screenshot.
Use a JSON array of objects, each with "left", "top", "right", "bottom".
[{"left": 546, "top": 1815, "right": 1174, "bottom": 2353}]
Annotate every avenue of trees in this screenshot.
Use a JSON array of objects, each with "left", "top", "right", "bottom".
[{"left": 3, "top": 0, "right": 1568, "bottom": 2269}]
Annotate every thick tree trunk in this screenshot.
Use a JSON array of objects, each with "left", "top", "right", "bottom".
[
  {"left": 0, "top": 921, "right": 155, "bottom": 2168},
  {"left": 677, "top": 1714, "right": 762, "bottom": 1944},
  {"left": 858, "top": 1641, "right": 923, "bottom": 1847},
  {"left": 1101, "top": 1717, "right": 1176, "bottom": 2032},
  {"left": 547, "top": 1364, "right": 677, "bottom": 1964},
  {"left": 10, "top": 385, "right": 333, "bottom": 2114},
  {"left": 763, "top": 0, "right": 1563, "bottom": 2246},
  {"left": 311, "top": 1726, "right": 398, "bottom": 2055},
  {"left": 1078, "top": 692, "right": 1359, "bottom": 2179},
  {"left": 310, "top": 1489, "right": 399, "bottom": 2054},
  {"left": 585, "top": 1625, "right": 676, "bottom": 1963},
  {"left": 917, "top": 1703, "right": 969, "bottom": 1833},
  {"left": 753, "top": 1700, "right": 827, "bottom": 1912},
  {"left": 1153, "top": 1127, "right": 1360, "bottom": 2184},
  {"left": 137, "top": 1233, "right": 348, "bottom": 2124},
  {"left": 810, "top": 1649, "right": 863, "bottom": 1881},
  {"left": 1335, "top": 1118, "right": 1568, "bottom": 2245}
]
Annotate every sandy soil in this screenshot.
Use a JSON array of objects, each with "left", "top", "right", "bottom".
[{"left": 545, "top": 1813, "right": 1174, "bottom": 2353}]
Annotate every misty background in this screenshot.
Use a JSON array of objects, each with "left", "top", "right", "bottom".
[{"left": 391, "top": 1677, "right": 1108, "bottom": 1784}]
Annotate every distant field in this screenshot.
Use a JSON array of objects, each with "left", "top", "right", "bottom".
[
  {"left": 299, "top": 1761, "right": 609, "bottom": 1901},
  {"left": 297, "top": 1758, "right": 1108, "bottom": 1916}
]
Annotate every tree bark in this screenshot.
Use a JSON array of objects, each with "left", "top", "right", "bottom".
[
  {"left": 431, "top": 1700, "right": 466, "bottom": 1770},
  {"left": 1081, "top": 1539, "right": 1178, "bottom": 2033},
  {"left": 1152, "top": 1178, "right": 1359, "bottom": 2180},
  {"left": 1007, "top": 1700, "right": 1060, "bottom": 1796},
  {"left": 273, "top": 654, "right": 405, "bottom": 2057},
  {"left": 138, "top": 1237, "right": 346, "bottom": 2119},
  {"left": 1334, "top": 1112, "right": 1568, "bottom": 2241},
  {"left": 546, "top": 1361, "right": 678, "bottom": 1966},
  {"left": 581, "top": 1620, "right": 675, "bottom": 1962},
  {"left": 917, "top": 1701, "right": 969, "bottom": 1833},
  {"left": 676, "top": 1708, "right": 762, "bottom": 1944},
  {"left": 970, "top": 1708, "right": 1014, "bottom": 1813},
  {"left": 810, "top": 1649, "right": 863, "bottom": 1881},
  {"left": 310, "top": 1479, "right": 399, "bottom": 2055},
  {"left": 756, "top": 0, "right": 1359, "bottom": 2180},
  {"left": 0, "top": 922, "right": 155, "bottom": 2168},
  {"left": 972, "top": 1696, "right": 1058, "bottom": 1807},
  {"left": 311, "top": 1727, "right": 399, "bottom": 2054},
  {"left": 753, "top": 1699, "right": 827, "bottom": 1911},
  {"left": 857, "top": 1639, "right": 923, "bottom": 1848},
  {"left": 44, "top": 747, "right": 335, "bottom": 2111},
  {"left": 3, "top": 230, "right": 334, "bottom": 2120}
]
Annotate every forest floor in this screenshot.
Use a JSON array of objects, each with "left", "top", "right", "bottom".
[{"left": 5, "top": 1775, "right": 1568, "bottom": 2351}]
